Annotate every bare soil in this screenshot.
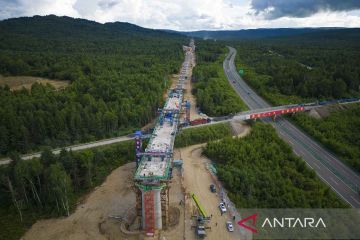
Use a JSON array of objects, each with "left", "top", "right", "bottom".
[
  {"left": 182, "top": 69, "right": 206, "bottom": 120},
  {"left": 23, "top": 163, "right": 136, "bottom": 240},
  {"left": 0, "top": 75, "right": 70, "bottom": 91},
  {"left": 307, "top": 104, "right": 350, "bottom": 119}
]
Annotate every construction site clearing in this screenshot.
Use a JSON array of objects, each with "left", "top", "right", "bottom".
[{"left": 22, "top": 40, "right": 249, "bottom": 240}]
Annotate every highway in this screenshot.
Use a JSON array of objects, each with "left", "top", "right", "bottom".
[
  {"left": 224, "top": 47, "right": 360, "bottom": 208},
  {"left": 0, "top": 135, "right": 133, "bottom": 166}
]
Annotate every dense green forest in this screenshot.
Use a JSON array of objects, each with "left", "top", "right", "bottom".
[
  {"left": 0, "top": 140, "right": 134, "bottom": 240},
  {"left": 0, "top": 15, "right": 186, "bottom": 156},
  {"left": 204, "top": 123, "right": 347, "bottom": 208},
  {"left": 174, "top": 123, "right": 232, "bottom": 148},
  {"left": 292, "top": 104, "right": 360, "bottom": 173},
  {"left": 192, "top": 41, "right": 247, "bottom": 116},
  {"left": 233, "top": 31, "right": 360, "bottom": 105}
]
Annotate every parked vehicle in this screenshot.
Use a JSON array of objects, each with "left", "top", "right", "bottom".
[
  {"left": 210, "top": 184, "right": 216, "bottom": 193},
  {"left": 219, "top": 202, "right": 227, "bottom": 213},
  {"left": 226, "top": 221, "right": 234, "bottom": 232}
]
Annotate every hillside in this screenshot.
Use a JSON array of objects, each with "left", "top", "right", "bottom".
[
  {"left": 0, "top": 15, "right": 186, "bottom": 156},
  {"left": 179, "top": 27, "right": 359, "bottom": 40}
]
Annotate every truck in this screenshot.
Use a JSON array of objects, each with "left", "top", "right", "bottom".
[{"left": 189, "top": 118, "right": 211, "bottom": 126}]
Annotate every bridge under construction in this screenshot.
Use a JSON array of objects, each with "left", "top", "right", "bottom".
[{"left": 133, "top": 40, "right": 195, "bottom": 236}]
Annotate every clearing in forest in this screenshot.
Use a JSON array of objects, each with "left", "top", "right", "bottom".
[{"left": 0, "top": 75, "right": 70, "bottom": 90}]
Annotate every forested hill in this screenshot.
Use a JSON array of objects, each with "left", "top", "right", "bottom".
[
  {"left": 0, "top": 15, "right": 181, "bottom": 41},
  {"left": 180, "top": 28, "right": 359, "bottom": 40},
  {"left": 0, "top": 15, "right": 186, "bottom": 156}
]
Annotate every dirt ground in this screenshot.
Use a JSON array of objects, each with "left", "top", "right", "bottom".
[
  {"left": 22, "top": 162, "right": 186, "bottom": 240},
  {"left": 0, "top": 75, "right": 70, "bottom": 90},
  {"left": 307, "top": 104, "right": 349, "bottom": 119},
  {"left": 23, "top": 163, "right": 137, "bottom": 240},
  {"left": 182, "top": 69, "right": 206, "bottom": 120}
]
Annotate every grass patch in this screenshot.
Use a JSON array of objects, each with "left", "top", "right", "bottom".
[
  {"left": 0, "top": 74, "right": 70, "bottom": 91},
  {"left": 174, "top": 123, "right": 232, "bottom": 148}
]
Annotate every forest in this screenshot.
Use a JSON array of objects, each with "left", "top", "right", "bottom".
[
  {"left": 0, "top": 15, "right": 186, "bottom": 156},
  {"left": 0, "top": 140, "right": 134, "bottom": 240},
  {"left": 192, "top": 41, "right": 247, "bottom": 116},
  {"left": 174, "top": 123, "right": 232, "bottom": 148},
  {"left": 204, "top": 123, "right": 348, "bottom": 208}
]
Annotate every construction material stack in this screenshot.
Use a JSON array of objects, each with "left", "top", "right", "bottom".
[{"left": 134, "top": 40, "right": 195, "bottom": 236}]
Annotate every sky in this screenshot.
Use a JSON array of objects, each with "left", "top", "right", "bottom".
[{"left": 0, "top": 0, "right": 360, "bottom": 30}]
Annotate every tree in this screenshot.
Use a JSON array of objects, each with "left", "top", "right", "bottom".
[
  {"left": 47, "top": 163, "right": 72, "bottom": 216},
  {"left": 77, "top": 150, "right": 94, "bottom": 188},
  {"left": 40, "top": 148, "right": 56, "bottom": 168}
]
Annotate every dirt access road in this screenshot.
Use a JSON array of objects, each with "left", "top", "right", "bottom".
[
  {"left": 177, "top": 125, "right": 250, "bottom": 240},
  {"left": 181, "top": 67, "right": 206, "bottom": 121}
]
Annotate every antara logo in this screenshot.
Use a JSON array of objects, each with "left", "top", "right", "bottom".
[
  {"left": 237, "top": 214, "right": 326, "bottom": 233},
  {"left": 237, "top": 213, "right": 258, "bottom": 233},
  {"left": 262, "top": 217, "right": 326, "bottom": 228}
]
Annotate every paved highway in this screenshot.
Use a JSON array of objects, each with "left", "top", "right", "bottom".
[
  {"left": 224, "top": 47, "right": 360, "bottom": 207},
  {"left": 0, "top": 135, "right": 133, "bottom": 166}
]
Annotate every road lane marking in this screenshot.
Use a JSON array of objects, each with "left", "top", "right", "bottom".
[
  {"left": 351, "top": 196, "right": 360, "bottom": 205},
  {"left": 317, "top": 175, "right": 353, "bottom": 207},
  {"left": 330, "top": 177, "right": 339, "bottom": 185},
  {"left": 305, "top": 162, "right": 313, "bottom": 169},
  {"left": 293, "top": 150, "right": 299, "bottom": 156},
  {"left": 313, "top": 161, "right": 320, "bottom": 169}
]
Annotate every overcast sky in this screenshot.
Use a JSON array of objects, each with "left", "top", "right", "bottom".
[{"left": 1, "top": 0, "right": 360, "bottom": 30}]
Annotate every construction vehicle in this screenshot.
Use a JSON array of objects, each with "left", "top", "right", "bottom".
[{"left": 191, "top": 193, "right": 211, "bottom": 238}]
